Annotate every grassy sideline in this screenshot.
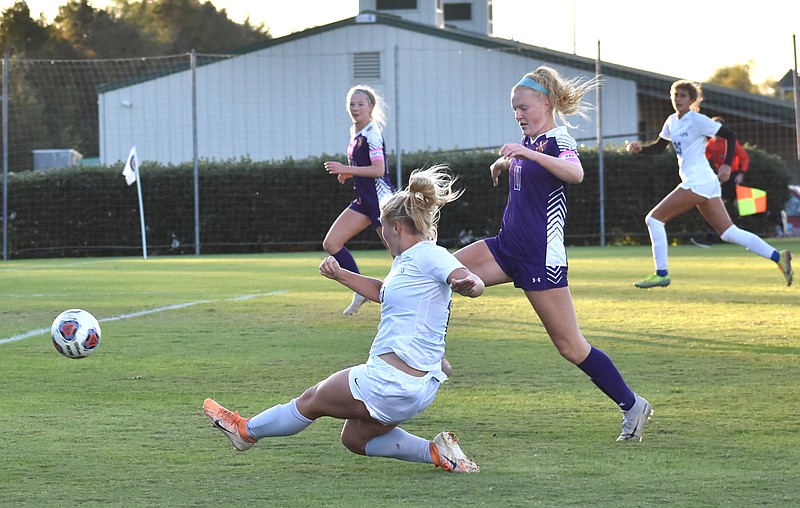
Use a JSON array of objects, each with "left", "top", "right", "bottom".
[{"left": 1, "top": 241, "right": 798, "bottom": 507}]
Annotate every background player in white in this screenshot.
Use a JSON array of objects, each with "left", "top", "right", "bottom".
[
  {"left": 323, "top": 85, "right": 396, "bottom": 315},
  {"left": 627, "top": 80, "right": 792, "bottom": 287},
  {"left": 204, "top": 166, "right": 483, "bottom": 473},
  {"left": 454, "top": 67, "right": 653, "bottom": 442}
]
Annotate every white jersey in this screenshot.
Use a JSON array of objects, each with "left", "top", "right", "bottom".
[
  {"left": 370, "top": 241, "right": 463, "bottom": 373},
  {"left": 659, "top": 110, "right": 721, "bottom": 186}
]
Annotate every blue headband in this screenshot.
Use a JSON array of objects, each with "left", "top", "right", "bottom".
[{"left": 516, "top": 76, "right": 550, "bottom": 95}]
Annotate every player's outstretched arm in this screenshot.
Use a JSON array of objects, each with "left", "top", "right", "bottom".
[
  {"left": 319, "top": 256, "right": 383, "bottom": 302},
  {"left": 627, "top": 137, "right": 669, "bottom": 155},
  {"left": 448, "top": 268, "right": 485, "bottom": 298}
]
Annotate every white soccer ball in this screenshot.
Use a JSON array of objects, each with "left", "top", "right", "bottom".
[{"left": 51, "top": 309, "right": 102, "bottom": 359}]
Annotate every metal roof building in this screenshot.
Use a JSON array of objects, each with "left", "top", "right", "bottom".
[{"left": 97, "top": 9, "right": 798, "bottom": 173}]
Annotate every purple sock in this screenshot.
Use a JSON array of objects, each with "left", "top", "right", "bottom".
[
  {"left": 332, "top": 247, "right": 359, "bottom": 274},
  {"left": 577, "top": 346, "right": 637, "bottom": 411}
]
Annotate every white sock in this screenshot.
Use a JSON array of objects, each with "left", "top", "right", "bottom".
[
  {"left": 719, "top": 225, "right": 777, "bottom": 260},
  {"left": 364, "top": 427, "right": 432, "bottom": 463},
  {"left": 646, "top": 216, "right": 669, "bottom": 272},
  {"left": 246, "top": 398, "right": 313, "bottom": 439}
]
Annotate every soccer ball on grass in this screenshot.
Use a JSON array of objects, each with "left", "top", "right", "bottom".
[{"left": 51, "top": 309, "right": 102, "bottom": 359}]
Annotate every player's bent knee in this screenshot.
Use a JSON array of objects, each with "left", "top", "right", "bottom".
[
  {"left": 295, "top": 385, "right": 322, "bottom": 418},
  {"left": 321, "top": 238, "right": 341, "bottom": 254},
  {"left": 645, "top": 214, "right": 664, "bottom": 228},
  {"left": 552, "top": 337, "right": 589, "bottom": 364},
  {"left": 554, "top": 343, "right": 577, "bottom": 362},
  {"left": 340, "top": 428, "right": 367, "bottom": 455}
]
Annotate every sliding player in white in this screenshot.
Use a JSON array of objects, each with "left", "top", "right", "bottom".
[{"left": 205, "top": 166, "right": 482, "bottom": 472}]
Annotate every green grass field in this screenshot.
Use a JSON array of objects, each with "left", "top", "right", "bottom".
[{"left": 1, "top": 241, "right": 798, "bottom": 507}]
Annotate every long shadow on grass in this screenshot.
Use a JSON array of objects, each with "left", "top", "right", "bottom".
[{"left": 584, "top": 326, "right": 800, "bottom": 356}]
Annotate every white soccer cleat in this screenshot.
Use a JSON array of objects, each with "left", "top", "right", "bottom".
[
  {"left": 431, "top": 431, "right": 479, "bottom": 473},
  {"left": 777, "top": 250, "right": 793, "bottom": 287},
  {"left": 203, "top": 398, "right": 257, "bottom": 451},
  {"left": 616, "top": 395, "right": 653, "bottom": 442},
  {"left": 343, "top": 293, "right": 368, "bottom": 316},
  {"left": 441, "top": 357, "right": 453, "bottom": 377}
]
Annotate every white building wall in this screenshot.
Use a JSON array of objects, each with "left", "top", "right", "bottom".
[
  {"left": 596, "top": 76, "right": 638, "bottom": 144},
  {"left": 99, "top": 21, "right": 637, "bottom": 165},
  {"left": 99, "top": 69, "right": 193, "bottom": 165}
]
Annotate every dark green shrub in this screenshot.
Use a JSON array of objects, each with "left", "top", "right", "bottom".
[{"left": 5, "top": 146, "right": 789, "bottom": 258}]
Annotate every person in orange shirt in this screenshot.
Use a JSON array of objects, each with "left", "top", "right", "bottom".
[{"left": 705, "top": 116, "right": 750, "bottom": 206}]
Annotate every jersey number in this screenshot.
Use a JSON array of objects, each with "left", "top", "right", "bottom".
[{"left": 513, "top": 164, "right": 522, "bottom": 191}]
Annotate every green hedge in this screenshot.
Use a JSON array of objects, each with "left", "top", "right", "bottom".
[{"left": 4, "top": 147, "right": 790, "bottom": 258}]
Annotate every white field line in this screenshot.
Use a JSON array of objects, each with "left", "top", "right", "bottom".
[
  {"left": 0, "top": 290, "right": 288, "bottom": 345},
  {"left": 0, "top": 259, "right": 119, "bottom": 272}
]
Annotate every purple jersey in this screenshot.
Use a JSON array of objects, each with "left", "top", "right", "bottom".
[
  {"left": 496, "top": 126, "right": 578, "bottom": 267},
  {"left": 347, "top": 121, "right": 395, "bottom": 218}
]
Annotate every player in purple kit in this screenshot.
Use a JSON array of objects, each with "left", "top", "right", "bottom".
[
  {"left": 324, "top": 85, "right": 396, "bottom": 315},
  {"left": 454, "top": 67, "right": 653, "bottom": 442}
]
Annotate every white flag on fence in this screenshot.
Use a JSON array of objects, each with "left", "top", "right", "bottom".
[{"left": 122, "top": 146, "right": 139, "bottom": 186}]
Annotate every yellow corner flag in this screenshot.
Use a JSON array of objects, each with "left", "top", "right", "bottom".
[{"left": 736, "top": 185, "right": 767, "bottom": 216}]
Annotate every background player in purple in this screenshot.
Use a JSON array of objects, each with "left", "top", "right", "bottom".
[
  {"left": 454, "top": 67, "right": 653, "bottom": 442},
  {"left": 324, "top": 85, "right": 396, "bottom": 315}
]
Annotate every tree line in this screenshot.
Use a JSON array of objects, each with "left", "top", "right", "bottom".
[
  {"left": 0, "top": 0, "right": 270, "bottom": 58},
  {"left": 1, "top": 0, "right": 272, "bottom": 172}
]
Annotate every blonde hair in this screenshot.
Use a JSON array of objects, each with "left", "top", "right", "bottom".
[
  {"left": 346, "top": 84, "right": 387, "bottom": 130},
  {"left": 514, "top": 66, "right": 598, "bottom": 128},
  {"left": 381, "top": 165, "right": 463, "bottom": 242},
  {"left": 670, "top": 80, "right": 703, "bottom": 112}
]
